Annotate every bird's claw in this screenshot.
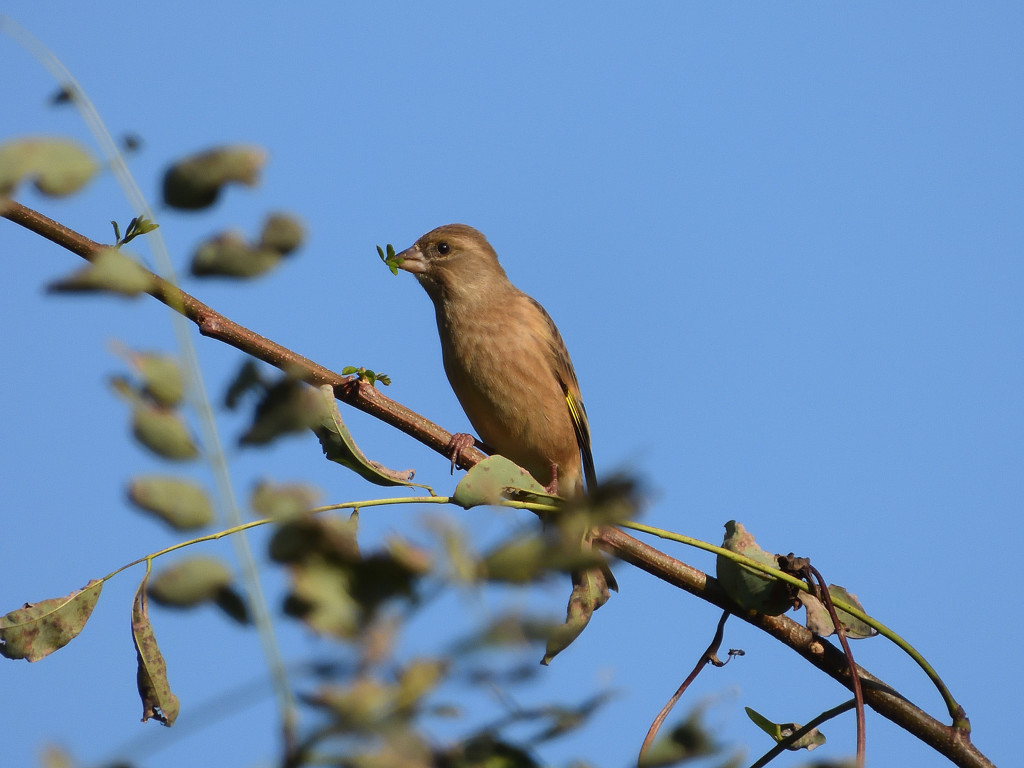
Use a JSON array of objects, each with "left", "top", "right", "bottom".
[{"left": 446, "top": 432, "right": 478, "bottom": 475}]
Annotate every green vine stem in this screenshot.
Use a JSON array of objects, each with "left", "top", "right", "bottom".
[{"left": 620, "top": 519, "right": 966, "bottom": 729}]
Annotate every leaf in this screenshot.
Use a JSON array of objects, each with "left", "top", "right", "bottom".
[
  {"left": 803, "top": 584, "right": 877, "bottom": 639},
  {"left": 744, "top": 706, "right": 826, "bottom": 751},
  {"left": 377, "top": 243, "right": 401, "bottom": 275},
  {"left": 312, "top": 384, "right": 427, "bottom": 489},
  {"left": 146, "top": 556, "right": 234, "bottom": 607},
  {"left": 342, "top": 366, "right": 391, "bottom": 387},
  {"left": 132, "top": 403, "right": 200, "bottom": 460},
  {"left": 395, "top": 658, "right": 447, "bottom": 712},
  {"left": 128, "top": 475, "right": 214, "bottom": 530},
  {"left": 542, "top": 566, "right": 610, "bottom": 665},
  {"left": 48, "top": 247, "right": 155, "bottom": 296},
  {"left": 638, "top": 707, "right": 722, "bottom": 767},
  {"left": 250, "top": 478, "right": 321, "bottom": 520},
  {"left": 715, "top": 521, "right": 790, "bottom": 615},
  {"left": 133, "top": 351, "right": 185, "bottom": 407},
  {"left": 452, "top": 455, "right": 548, "bottom": 509},
  {"left": 190, "top": 231, "right": 282, "bottom": 278},
  {"left": 132, "top": 570, "right": 180, "bottom": 725},
  {"left": 162, "top": 144, "right": 266, "bottom": 210},
  {"left": 0, "top": 580, "right": 103, "bottom": 662},
  {"left": 0, "top": 137, "right": 98, "bottom": 198},
  {"left": 223, "top": 358, "right": 265, "bottom": 409},
  {"left": 259, "top": 212, "right": 305, "bottom": 255}
]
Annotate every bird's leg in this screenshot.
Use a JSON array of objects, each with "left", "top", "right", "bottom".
[
  {"left": 445, "top": 432, "right": 479, "bottom": 474},
  {"left": 544, "top": 461, "right": 560, "bottom": 496}
]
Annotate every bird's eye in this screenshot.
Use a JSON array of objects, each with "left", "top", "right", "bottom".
[{"left": 436, "top": 241, "right": 451, "bottom": 255}]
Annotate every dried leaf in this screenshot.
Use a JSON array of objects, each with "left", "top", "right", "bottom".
[
  {"left": 312, "top": 384, "right": 427, "bottom": 489},
  {"left": 0, "top": 580, "right": 102, "bottom": 661},
  {"left": 132, "top": 571, "right": 180, "bottom": 726}
]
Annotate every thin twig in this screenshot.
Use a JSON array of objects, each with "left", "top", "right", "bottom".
[{"left": 638, "top": 611, "right": 730, "bottom": 764}]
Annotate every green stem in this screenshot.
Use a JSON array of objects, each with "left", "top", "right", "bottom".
[{"left": 621, "top": 520, "right": 965, "bottom": 727}]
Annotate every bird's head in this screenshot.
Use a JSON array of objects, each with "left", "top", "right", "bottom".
[{"left": 396, "top": 224, "right": 510, "bottom": 303}]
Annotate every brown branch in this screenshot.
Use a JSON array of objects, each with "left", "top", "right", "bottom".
[{"left": 2, "top": 200, "right": 995, "bottom": 768}]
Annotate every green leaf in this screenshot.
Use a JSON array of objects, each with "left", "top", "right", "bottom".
[
  {"left": 128, "top": 475, "right": 214, "bottom": 530},
  {"left": 452, "top": 455, "right": 548, "bottom": 509},
  {"left": 342, "top": 366, "right": 391, "bottom": 387},
  {"left": 0, "top": 137, "right": 98, "bottom": 198},
  {"left": 259, "top": 212, "right": 305, "bottom": 255},
  {"left": 162, "top": 144, "right": 266, "bottom": 210},
  {"left": 716, "top": 521, "right": 790, "bottom": 615},
  {"left": 132, "top": 351, "right": 185, "bottom": 407},
  {"left": 132, "top": 571, "right": 180, "bottom": 725},
  {"left": 239, "top": 377, "right": 321, "bottom": 445},
  {"left": 744, "top": 706, "right": 826, "bottom": 751},
  {"left": 223, "top": 358, "right": 265, "bottom": 410},
  {"left": 395, "top": 657, "right": 447, "bottom": 712},
  {"left": 132, "top": 403, "right": 200, "bottom": 460},
  {"left": 48, "top": 247, "right": 155, "bottom": 296},
  {"left": 146, "top": 555, "right": 234, "bottom": 607},
  {"left": 312, "top": 384, "right": 428, "bottom": 489},
  {"left": 0, "top": 580, "right": 103, "bottom": 661},
  {"left": 377, "top": 243, "right": 401, "bottom": 275},
  {"left": 190, "top": 231, "right": 282, "bottom": 278},
  {"left": 250, "top": 479, "right": 321, "bottom": 520}
]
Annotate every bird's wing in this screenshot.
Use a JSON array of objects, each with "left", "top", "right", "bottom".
[{"left": 530, "top": 296, "right": 598, "bottom": 491}]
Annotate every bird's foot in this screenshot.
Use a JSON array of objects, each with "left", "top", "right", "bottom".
[
  {"left": 544, "top": 462, "right": 560, "bottom": 496},
  {"left": 445, "top": 432, "right": 478, "bottom": 475}
]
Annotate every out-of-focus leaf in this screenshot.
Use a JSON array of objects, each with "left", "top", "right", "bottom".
[
  {"left": 312, "top": 384, "right": 426, "bottom": 488},
  {"left": 132, "top": 571, "right": 179, "bottom": 726},
  {"left": 437, "top": 734, "right": 540, "bottom": 768},
  {"left": 309, "top": 678, "right": 397, "bottom": 732},
  {"left": 223, "top": 358, "right": 265, "bottom": 410},
  {"left": 162, "top": 145, "right": 265, "bottom": 210},
  {"left": 452, "top": 613, "right": 559, "bottom": 655},
  {"left": 239, "top": 377, "right": 321, "bottom": 445},
  {"left": 395, "top": 657, "right": 447, "bottom": 712},
  {"left": 452, "top": 455, "right": 547, "bottom": 509},
  {"left": 638, "top": 707, "right": 721, "bottom": 767},
  {"left": 481, "top": 535, "right": 550, "bottom": 584},
  {"left": 259, "top": 212, "right": 305, "bottom": 255},
  {"left": 190, "top": 231, "right": 282, "bottom": 278},
  {"left": 716, "top": 521, "right": 789, "bottom": 615},
  {"left": 133, "top": 352, "right": 184, "bottom": 407},
  {"left": 745, "top": 706, "right": 826, "bottom": 751},
  {"left": 0, "top": 137, "right": 98, "bottom": 197},
  {"left": 803, "top": 585, "right": 877, "bottom": 639},
  {"left": 128, "top": 475, "right": 213, "bottom": 530},
  {"left": 48, "top": 248, "right": 154, "bottom": 296},
  {"left": 542, "top": 567, "right": 609, "bottom": 666},
  {"left": 147, "top": 555, "right": 234, "bottom": 607},
  {"left": 132, "top": 403, "right": 200, "bottom": 460},
  {"left": 0, "top": 580, "right": 102, "bottom": 662},
  {"left": 250, "top": 479, "right": 320, "bottom": 520}
]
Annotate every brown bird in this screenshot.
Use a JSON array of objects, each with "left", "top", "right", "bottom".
[
  {"left": 395, "top": 224, "right": 616, "bottom": 614},
  {"left": 395, "top": 224, "right": 594, "bottom": 495}
]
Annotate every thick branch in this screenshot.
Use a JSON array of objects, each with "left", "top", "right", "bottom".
[{"left": 2, "top": 200, "right": 994, "bottom": 768}]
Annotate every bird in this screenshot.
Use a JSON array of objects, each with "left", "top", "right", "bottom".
[{"left": 395, "top": 224, "right": 617, "bottom": 603}]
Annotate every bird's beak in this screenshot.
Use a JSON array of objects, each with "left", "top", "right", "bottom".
[{"left": 396, "top": 245, "right": 427, "bottom": 275}]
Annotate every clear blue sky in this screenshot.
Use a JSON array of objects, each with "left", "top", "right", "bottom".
[{"left": 2, "top": 4, "right": 1020, "bottom": 767}]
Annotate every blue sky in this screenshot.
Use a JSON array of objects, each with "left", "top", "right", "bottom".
[{"left": 2, "top": 4, "right": 1020, "bottom": 767}]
